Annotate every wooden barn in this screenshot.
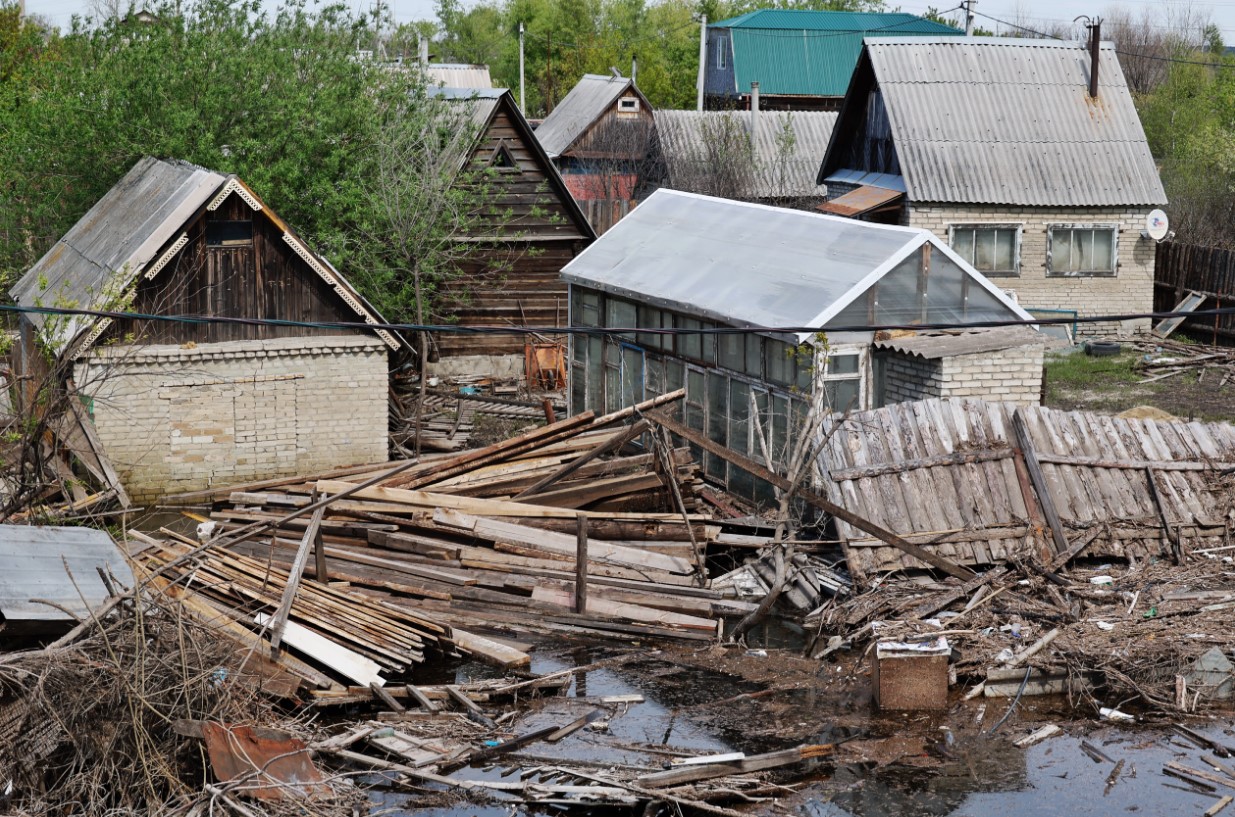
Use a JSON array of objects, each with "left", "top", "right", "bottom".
[
  {"left": 8, "top": 156, "right": 401, "bottom": 502},
  {"left": 534, "top": 74, "right": 654, "bottom": 233},
  {"left": 430, "top": 88, "right": 595, "bottom": 377}
]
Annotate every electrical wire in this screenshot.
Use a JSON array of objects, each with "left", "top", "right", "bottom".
[{"left": 5, "top": 301, "right": 1235, "bottom": 338}]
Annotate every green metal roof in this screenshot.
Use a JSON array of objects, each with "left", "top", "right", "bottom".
[{"left": 714, "top": 11, "right": 961, "bottom": 97}]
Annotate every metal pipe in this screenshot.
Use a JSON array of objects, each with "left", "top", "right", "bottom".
[
  {"left": 750, "top": 81, "right": 760, "bottom": 133},
  {"left": 696, "top": 14, "right": 707, "bottom": 112},
  {"left": 1088, "top": 19, "right": 1101, "bottom": 98}
]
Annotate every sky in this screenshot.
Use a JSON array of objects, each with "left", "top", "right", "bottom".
[{"left": 23, "top": 0, "right": 1235, "bottom": 42}]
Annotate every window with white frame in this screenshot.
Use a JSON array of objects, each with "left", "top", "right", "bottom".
[
  {"left": 1047, "top": 225, "right": 1118, "bottom": 277},
  {"left": 716, "top": 40, "right": 726, "bottom": 70},
  {"left": 617, "top": 96, "right": 640, "bottom": 114},
  {"left": 815, "top": 348, "right": 865, "bottom": 413},
  {"left": 950, "top": 224, "right": 1020, "bottom": 276}
]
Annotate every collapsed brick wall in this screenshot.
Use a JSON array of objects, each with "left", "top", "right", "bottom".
[{"left": 74, "top": 336, "right": 388, "bottom": 502}]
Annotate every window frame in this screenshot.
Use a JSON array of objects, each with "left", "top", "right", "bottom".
[
  {"left": 948, "top": 222, "right": 1022, "bottom": 277},
  {"left": 812, "top": 345, "right": 867, "bottom": 413},
  {"left": 716, "top": 40, "right": 727, "bottom": 70},
  {"left": 1046, "top": 223, "right": 1119, "bottom": 277}
]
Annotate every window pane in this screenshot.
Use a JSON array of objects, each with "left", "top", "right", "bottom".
[
  {"left": 718, "top": 333, "right": 744, "bottom": 371},
  {"left": 571, "top": 363, "right": 585, "bottom": 413},
  {"left": 1053, "top": 229, "right": 1073, "bottom": 272},
  {"left": 587, "top": 336, "right": 604, "bottom": 409},
  {"left": 666, "top": 359, "right": 685, "bottom": 392},
  {"left": 826, "top": 379, "right": 861, "bottom": 413},
  {"left": 621, "top": 346, "right": 643, "bottom": 408},
  {"left": 680, "top": 318, "right": 702, "bottom": 359},
  {"left": 729, "top": 380, "right": 750, "bottom": 456},
  {"left": 637, "top": 305, "right": 659, "bottom": 349},
  {"left": 995, "top": 229, "right": 1016, "bottom": 271},
  {"left": 765, "top": 340, "right": 793, "bottom": 386},
  {"left": 1092, "top": 229, "right": 1114, "bottom": 271},
  {"left": 974, "top": 229, "right": 996, "bottom": 269},
  {"left": 796, "top": 348, "right": 814, "bottom": 391},
  {"left": 706, "top": 372, "right": 728, "bottom": 480},
  {"left": 644, "top": 354, "right": 663, "bottom": 399},
  {"left": 745, "top": 335, "right": 763, "bottom": 378},
  {"left": 701, "top": 325, "right": 717, "bottom": 365},
  {"left": 606, "top": 298, "right": 635, "bottom": 329},
  {"left": 772, "top": 394, "right": 789, "bottom": 467},
  {"left": 952, "top": 227, "right": 975, "bottom": 264},
  {"left": 829, "top": 353, "right": 860, "bottom": 376}
]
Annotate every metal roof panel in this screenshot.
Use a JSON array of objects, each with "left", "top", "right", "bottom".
[
  {"left": 534, "top": 74, "right": 636, "bottom": 158},
  {"left": 0, "top": 525, "right": 132, "bottom": 622}
]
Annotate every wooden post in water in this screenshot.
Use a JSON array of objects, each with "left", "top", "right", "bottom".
[{"left": 575, "top": 513, "right": 588, "bottom": 613}]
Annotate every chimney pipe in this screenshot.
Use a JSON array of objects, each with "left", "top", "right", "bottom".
[
  {"left": 419, "top": 35, "right": 429, "bottom": 67},
  {"left": 632, "top": 53, "right": 637, "bottom": 86},
  {"left": 1088, "top": 18, "right": 1101, "bottom": 98},
  {"left": 750, "top": 81, "right": 760, "bottom": 132}
]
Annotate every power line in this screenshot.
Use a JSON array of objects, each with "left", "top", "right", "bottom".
[{"left": 6, "top": 301, "right": 1235, "bottom": 338}]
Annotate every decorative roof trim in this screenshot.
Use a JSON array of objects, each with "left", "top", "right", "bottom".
[
  {"left": 207, "top": 178, "right": 263, "bottom": 212},
  {"left": 143, "top": 233, "right": 189, "bottom": 280},
  {"left": 280, "top": 233, "right": 400, "bottom": 351}
]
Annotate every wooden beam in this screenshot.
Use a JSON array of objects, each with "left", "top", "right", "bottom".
[
  {"left": 268, "top": 503, "right": 326, "bottom": 655},
  {"left": 575, "top": 514, "right": 588, "bottom": 614},
  {"left": 647, "top": 411, "right": 975, "bottom": 581},
  {"left": 1011, "top": 409, "right": 1069, "bottom": 556},
  {"left": 516, "top": 420, "right": 651, "bottom": 498}
]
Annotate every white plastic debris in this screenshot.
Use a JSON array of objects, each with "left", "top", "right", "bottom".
[
  {"left": 1095, "top": 621, "right": 1115, "bottom": 631},
  {"left": 196, "top": 521, "right": 218, "bottom": 544},
  {"left": 1090, "top": 576, "right": 1115, "bottom": 585},
  {"left": 1099, "top": 706, "right": 1135, "bottom": 722}
]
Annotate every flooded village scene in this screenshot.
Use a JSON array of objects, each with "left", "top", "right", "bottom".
[{"left": 5, "top": 0, "right": 1235, "bottom": 815}]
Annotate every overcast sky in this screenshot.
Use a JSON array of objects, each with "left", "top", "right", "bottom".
[{"left": 25, "top": 0, "right": 1235, "bottom": 43}]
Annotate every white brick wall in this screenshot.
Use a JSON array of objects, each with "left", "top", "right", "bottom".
[
  {"left": 905, "top": 203, "right": 1157, "bottom": 338},
  {"left": 73, "top": 335, "right": 389, "bottom": 502},
  {"left": 881, "top": 343, "right": 1044, "bottom": 407}
]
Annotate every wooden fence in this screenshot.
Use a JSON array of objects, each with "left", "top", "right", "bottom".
[{"left": 1154, "top": 241, "right": 1235, "bottom": 340}]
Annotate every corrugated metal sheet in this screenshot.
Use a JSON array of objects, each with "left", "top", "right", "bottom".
[
  {"left": 817, "top": 399, "right": 1235, "bottom": 578},
  {"left": 654, "top": 109, "right": 837, "bottom": 199},
  {"left": 9, "top": 157, "right": 226, "bottom": 350},
  {"left": 714, "top": 11, "right": 961, "bottom": 97},
  {"left": 424, "top": 63, "right": 492, "bottom": 89},
  {"left": 874, "top": 326, "right": 1044, "bottom": 358},
  {"left": 864, "top": 37, "right": 1168, "bottom": 206},
  {"left": 535, "top": 74, "right": 635, "bottom": 158},
  {"left": 0, "top": 525, "right": 132, "bottom": 622},
  {"left": 562, "top": 188, "right": 922, "bottom": 331}
]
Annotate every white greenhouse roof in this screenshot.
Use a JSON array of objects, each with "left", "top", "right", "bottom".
[{"left": 561, "top": 189, "right": 1031, "bottom": 339}]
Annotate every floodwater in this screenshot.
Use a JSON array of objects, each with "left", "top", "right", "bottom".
[{"left": 380, "top": 643, "right": 1235, "bottom": 817}]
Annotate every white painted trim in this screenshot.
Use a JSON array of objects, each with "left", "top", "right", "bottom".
[
  {"left": 928, "top": 236, "right": 1037, "bottom": 322},
  {"left": 143, "top": 233, "right": 189, "bottom": 280},
  {"left": 207, "top": 178, "right": 263, "bottom": 212},
  {"left": 799, "top": 233, "right": 928, "bottom": 341},
  {"left": 280, "top": 233, "right": 401, "bottom": 351}
]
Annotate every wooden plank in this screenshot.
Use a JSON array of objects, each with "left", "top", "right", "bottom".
[
  {"left": 434, "top": 508, "right": 694, "bottom": 575},
  {"left": 517, "top": 420, "right": 650, "bottom": 498},
  {"left": 827, "top": 445, "right": 1016, "bottom": 481},
  {"left": 648, "top": 411, "right": 975, "bottom": 581},
  {"left": 405, "top": 685, "right": 440, "bottom": 712},
  {"left": 637, "top": 744, "right": 834, "bottom": 788},
  {"left": 530, "top": 585, "right": 719, "bottom": 634},
  {"left": 254, "top": 613, "right": 385, "bottom": 687},
  {"left": 450, "top": 627, "right": 532, "bottom": 669},
  {"left": 268, "top": 503, "right": 325, "bottom": 654},
  {"left": 575, "top": 514, "right": 588, "bottom": 614},
  {"left": 1012, "top": 409, "right": 1069, "bottom": 555}
]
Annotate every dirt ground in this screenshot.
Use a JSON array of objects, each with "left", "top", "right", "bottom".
[{"left": 1044, "top": 349, "right": 1235, "bottom": 422}]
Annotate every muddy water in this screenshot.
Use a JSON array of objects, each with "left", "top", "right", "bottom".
[{"left": 384, "top": 644, "right": 1235, "bottom": 817}]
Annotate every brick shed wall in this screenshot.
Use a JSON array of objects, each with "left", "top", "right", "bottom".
[
  {"left": 74, "top": 336, "right": 389, "bottom": 502},
  {"left": 905, "top": 203, "right": 1157, "bottom": 338},
  {"left": 880, "top": 354, "right": 944, "bottom": 405},
  {"left": 880, "top": 343, "right": 1044, "bottom": 407}
]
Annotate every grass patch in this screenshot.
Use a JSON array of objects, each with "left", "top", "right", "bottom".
[{"left": 1044, "top": 351, "right": 1140, "bottom": 392}]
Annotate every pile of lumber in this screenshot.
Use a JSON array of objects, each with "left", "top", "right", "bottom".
[
  {"left": 1132, "top": 337, "right": 1235, "bottom": 386},
  {"left": 148, "top": 392, "right": 769, "bottom": 690}
]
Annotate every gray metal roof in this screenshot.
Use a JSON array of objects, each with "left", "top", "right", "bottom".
[
  {"left": 654, "top": 109, "right": 837, "bottom": 199},
  {"left": 0, "top": 525, "right": 132, "bottom": 623},
  {"left": 10, "top": 157, "right": 226, "bottom": 351},
  {"left": 563, "top": 189, "right": 922, "bottom": 333},
  {"left": 875, "top": 326, "right": 1044, "bottom": 359},
  {"left": 836, "top": 37, "right": 1167, "bottom": 206},
  {"left": 424, "top": 63, "right": 493, "bottom": 89},
  {"left": 535, "top": 74, "right": 637, "bottom": 158},
  {"left": 9, "top": 157, "right": 402, "bottom": 353}
]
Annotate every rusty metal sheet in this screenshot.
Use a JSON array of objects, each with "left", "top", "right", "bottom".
[
  {"left": 200, "top": 722, "right": 330, "bottom": 801},
  {"left": 817, "top": 184, "right": 903, "bottom": 217}
]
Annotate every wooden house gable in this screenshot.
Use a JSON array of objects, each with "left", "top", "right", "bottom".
[
  {"left": 464, "top": 94, "right": 594, "bottom": 243},
  {"left": 93, "top": 182, "right": 400, "bottom": 351},
  {"left": 818, "top": 53, "right": 900, "bottom": 180}
]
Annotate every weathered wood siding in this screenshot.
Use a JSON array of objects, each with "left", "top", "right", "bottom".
[
  {"left": 104, "top": 196, "right": 365, "bottom": 346},
  {"left": 1154, "top": 240, "right": 1235, "bottom": 339},
  {"left": 438, "top": 99, "right": 592, "bottom": 360}
]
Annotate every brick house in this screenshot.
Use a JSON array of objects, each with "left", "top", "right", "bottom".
[
  {"left": 817, "top": 38, "right": 1168, "bottom": 338},
  {"left": 8, "top": 157, "right": 400, "bottom": 501}
]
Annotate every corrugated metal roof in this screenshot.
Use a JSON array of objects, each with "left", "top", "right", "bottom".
[
  {"left": 424, "top": 63, "right": 492, "bottom": 89},
  {"left": 654, "top": 109, "right": 837, "bottom": 199},
  {"left": 9, "top": 157, "right": 226, "bottom": 351},
  {"left": 875, "top": 326, "right": 1044, "bottom": 358},
  {"left": 535, "top": 74, "right": 636, "bottom": 158},
  {"left": 715, "top": 12, "right": 961, "bottom": 97},
  {"left": 0, "top": 525, "right": 132, "bottom": 623},
  {"left": 569, "top": 189, "right": 1035, "bottom": 340},
  {"left": 863, "top": 37, "right": 1168, "bottom": 206},
  {"left": 9, "top": 157, "right": 404, "bottom": 352},
  {"left": 714, "top": 10, "right": 961, "bottom": 32}
]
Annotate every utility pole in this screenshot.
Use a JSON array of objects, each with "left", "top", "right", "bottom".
[
  {"left": 964, "top": 0, "right": 976, "bottom": 36},
  {"left": 696, "top": 14, "right": 708, "bottom": 112},
  {"left": 547, "top": 30, "right": 554, "bottom": 113},
  {"left": 519, "top": 22, "right": 526, "bottom": 111}
]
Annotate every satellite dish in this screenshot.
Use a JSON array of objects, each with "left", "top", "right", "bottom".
[{"left": 1145, "top": 209, "right": 1170, "bottom": 241}]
